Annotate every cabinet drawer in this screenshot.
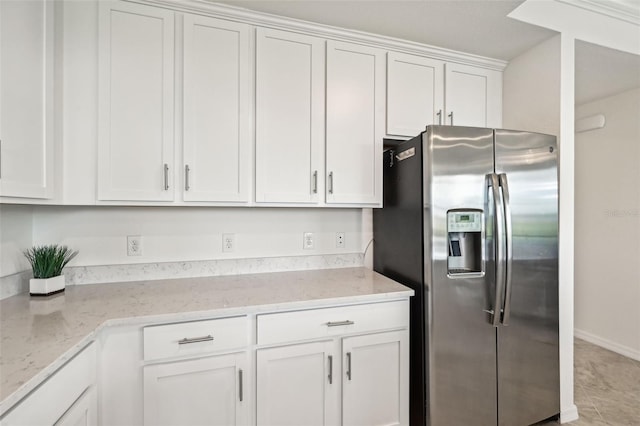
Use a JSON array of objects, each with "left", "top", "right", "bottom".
[
  {"left": 257, "top": 300, "right": 408, "bottom": 345},
  {"left": 143, "top": 316, "right": 248, "bottom": 361}
]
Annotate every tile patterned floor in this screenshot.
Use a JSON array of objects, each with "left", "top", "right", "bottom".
[{"left": 543, "top": 338, "right": 640, "bottom": 425}]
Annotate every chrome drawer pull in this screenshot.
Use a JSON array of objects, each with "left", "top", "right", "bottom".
[
  {"left": 178, "top": 335, "right": 214, "bottom": 345},
  {"left": 326, "top": 320, "right": 354, "bottom": 327}
]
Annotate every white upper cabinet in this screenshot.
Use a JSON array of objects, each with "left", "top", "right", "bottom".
[
  {"left": 98, "top": 1, "right": 175, "bottom": 201},
  {"left": 182, "top": 15, "right": 250, "bottom": 203},
  {"left": 0, "top": 0, "right": 54, "bottom": 199},
  {"left": 255, "top": 28, "right": 325, "bottom": 203},
  {"left": 326, "top": 41, "right": 384, "bottom": 206},
  {"left": 444, "top": 62, "right": 502, "bottom": 128},
  {"left": 386, "top": 52, "right": 445, "bottom": 137}
]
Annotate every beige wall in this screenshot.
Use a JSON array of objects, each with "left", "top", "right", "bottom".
[{"left": 574, "top": 88, "right": 640, "bottom": 359}]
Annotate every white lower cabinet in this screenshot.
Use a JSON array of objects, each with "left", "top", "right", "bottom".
[
  {"left": 342, "top": 331, "right": 408, "bottom": 426},
  {"left": 256, "top": 301, "right": 410, "bottom": 426},
  {"left": 144, "top": 352, "right": 248, "bottom": 426},
  {"left": 0, "top": 343, "right": 96, "bottom": 426},
  {"left": 55, "top": 387, "right": 98, "bottom": 426},
  {"left": 256, "top": 341, "right": 337, "bottom": 426}
]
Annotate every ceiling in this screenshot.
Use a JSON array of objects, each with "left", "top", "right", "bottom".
[
  {"left": 215, "top": 0, "right": 640, "bottom": 104},
  {"left": 216, "top": 0, "right": 558, "bottom": 61},
  {"left": 576, "top": 41, "right": 640, "bottom": 105}
]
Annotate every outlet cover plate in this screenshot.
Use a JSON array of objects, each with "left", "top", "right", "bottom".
[
  {"left": 303, "top": 232, "right": 314, "bottom": 250},
  {"left": 223, "top": 234, "right": 235, "bottom": 253},
  {"left": 336, "top": 232, "right": 345, "bottom": 248},
  {"left": 127, "top": 235, "right": 142, "bottom": 256}
]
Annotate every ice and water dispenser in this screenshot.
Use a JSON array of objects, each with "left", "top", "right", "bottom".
[{"left": 447, "top": 210, "right": 483, "bottom": 275}]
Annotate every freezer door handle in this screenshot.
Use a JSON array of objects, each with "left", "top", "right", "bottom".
[
  {"left": 487, "top": 173, "right": 506, "bottom": 327},
  {"left": 499, "top": 173, "right": 513, "bottom": 325}
]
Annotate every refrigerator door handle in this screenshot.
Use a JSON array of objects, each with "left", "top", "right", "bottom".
[
  {"left": 499, "top": 173, "right": 513, "bottom": 325},
  {"left": 486, "top": 173, "right": 506, "bottom": 327}
]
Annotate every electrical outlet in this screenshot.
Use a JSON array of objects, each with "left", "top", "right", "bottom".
[
  {"left": 127, "top": 235, "right": 142, "bottom": 256},
  {"left": 336, "top": 232, "right": 345, "bottom": 248},
  {"left": 303, "top": 232, "right": 314, "bottom": 250},
  {"left": 223, "top": 234, "right": 235, "bottom": 253}
]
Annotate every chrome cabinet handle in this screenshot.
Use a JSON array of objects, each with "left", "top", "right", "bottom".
[
  {"left": 326, "top": 320, "right": 354, "bottom": 327},
  {"left": 328, "top": 172, "right": 334, "bottom": 194},
  {"left": 448, "top": 111, "right": 454, "bottom": 125},
  {"left": 436, "top": 109, "right": 442, "bottom": 125},
  {"left": 185, "top": 165, "right": 190, "bottom": 191},
  {"left": 163, "top": 163, "right": 169, "bottom": 190},
  {"left": 238, "top": 369, "right": 243, "bottom": 402},
  {"left": 177, "top": 335, "right": 213, "bottom": 345},
  {"left": 312, "top": 170, "right": 318, "bottom": 194},
  {"left": 328, "top": 355, "right": 333, "bottom": 384},
  {"left": 346, "top": 352, "right": 352, "bottom": 381},
  {"left": 499, "top": 173, "right": 513, "bottom": 325}
]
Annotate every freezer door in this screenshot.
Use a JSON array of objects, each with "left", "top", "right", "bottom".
[
  {"left": 494, "top": 130, "right": 560, "bottom": 425},
  {"left": 426, "top": 126, "right": 497, "bottom": 426}
]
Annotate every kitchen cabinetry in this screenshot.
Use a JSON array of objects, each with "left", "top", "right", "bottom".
[
  {"left": 0, "top": 0, "right": 54, "bottom": 199},
  {"left": 386, "top": 52, "right": 444, "bottom": 137},
  {"left": 0, "top": 343, "right": 96, "bottom": 425},
  {"left": 255, "top": 300, "right": 409, "bottom": 425},
  {"left": 144, "top": 353, "right": 248, "bottom": 426},
  {"left": 98, "top": 1, "right": 250, "bottom": 203},
  {"left": 97, "top": 0, "right": 175, "bottom": 201},
  {"left": 142, "top": 316, "right": 249, "bottom": 426},
  {"left": 182, "top": 14, "right": 250, "bottom": 202},
  {"left": 256, "top": 341, "right": 337, "bottom": 425},
  {"left": 55, "top": 387, "right": 98, "bottom": 426},
  {"left": 255, "top": 28, "right": 324, "bottom": 204},
  {"left": 342, "top": 331, "right": 407, "bottom": 426},
  {"left": 326, "top": 41, "right": 384, "bottom": 206},
  {"left": 386, "top": 52, "right": 502, "bottom": 137},
  {"left": 444, "top": 62, "right": 502, "bottom": 128}
]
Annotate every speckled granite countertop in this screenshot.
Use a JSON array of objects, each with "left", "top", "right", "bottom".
[{"left": 0, "top": 267, "right": 412, "bottom": 414}]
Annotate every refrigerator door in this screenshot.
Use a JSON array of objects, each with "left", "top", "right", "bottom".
[
  {"left": 494, "top": 130, "right": 560, "bottom": 425},
  {"left": 425, "top": 126, "right": 497, "bottom": 426}
]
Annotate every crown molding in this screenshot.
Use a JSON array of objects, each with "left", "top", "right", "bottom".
[
  {"left": 134, "top": 0, "right": 508, "bottom": 71},
  {"left": 556, "top": 0, "right": 640, "bottom": 25}
]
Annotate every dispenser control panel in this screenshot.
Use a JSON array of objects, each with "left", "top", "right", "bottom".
[{"left": 447, "top": 211, "right": 482, "bottom": 232}]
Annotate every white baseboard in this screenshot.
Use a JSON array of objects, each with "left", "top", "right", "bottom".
[
  {"left": 560, "top": 404, "right": 579, "bottom": 424},
  {"left": 574, "top": 328, "right": 640, "bottom": 361}
]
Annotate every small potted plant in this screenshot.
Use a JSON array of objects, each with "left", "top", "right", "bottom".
[{"left": 24, "top": 245, "right": 78, "bottom": 296}]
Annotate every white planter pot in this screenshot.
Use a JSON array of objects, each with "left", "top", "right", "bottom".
[{"left": 30, "top": 275, "right": 66, "bottom": 296}]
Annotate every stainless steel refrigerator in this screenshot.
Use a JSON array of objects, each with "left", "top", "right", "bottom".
[{"left": 374, "top": 126, "right": 559, "bottom": 426}]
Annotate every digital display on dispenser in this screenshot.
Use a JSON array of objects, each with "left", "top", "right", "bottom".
[{"left": 448, "top": 211, "right": 482, "bottom": 232}]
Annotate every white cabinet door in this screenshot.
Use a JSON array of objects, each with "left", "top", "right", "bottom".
[
  {"left": 144, "top": 352, "right": 248, "bottom": 426},
  {"left": 0, "top": 0, "right": 54, "bottom": 199},
  {"left": 342, "top": 330, "right": 409, "bottom": 426},
  {"left": 387, "top": 52, "right": 444, "bottom": 137},
  {"left": 98, "top": 0, "right": 174, "bottom": 201},
  {"left": 182, "top": 15, "right": 250, "bottom": 202},
  {"left": 445, "top": 63, "right": 502, "bottom": 128},
  {"left": 255, "top": 28, "right": 324, "bottom": 203},
  {"left": 55, "top": 387, "right": 98, "bottom": 426},
  {"left": 326, "top": 41, "right": 384, "bottom": 206},
  {"left": 256, "top": 341, "right": 338, "bottom": 426}
]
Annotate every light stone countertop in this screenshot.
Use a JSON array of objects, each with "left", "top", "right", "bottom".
[{"left": 0, "top": 267, "right": 412, "bottom": 415}]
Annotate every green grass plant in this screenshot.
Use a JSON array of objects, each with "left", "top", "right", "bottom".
[{"left": 24, "top": 245, "right": 78, "bottom": 279}]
